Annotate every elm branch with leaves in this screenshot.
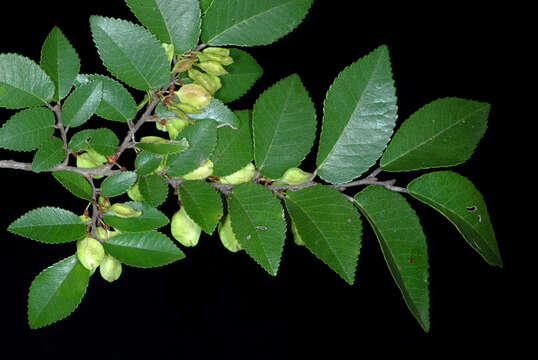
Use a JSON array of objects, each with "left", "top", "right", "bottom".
[{"left": 0, "top": 0, "right": 501, "bottom": 332}]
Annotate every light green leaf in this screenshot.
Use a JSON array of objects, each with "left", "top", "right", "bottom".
[
  {"left": 407, "top": 171, "right": 502, "bottom": 267},
  {"left": 40, "top": 27, "right": 81, "bottom": 101},
  {"left": 68, "top": 129, "right": 95, "bottom": 152},
  {"left": 32, "top": 137, "right": 66, "bottom": 172},
  {"left": 316, "top": 45, "right": 398, "bottom": 184},
  {"left": 253, "top": 74, "right": 316, "bottom": 179},
  {"left": 201, "top": 0, "right": 313, "bottom": 46},
  {"left": 125, "top": 0, "right": 201, "bottom": 54},
  {"left": 166, "top": 119, "right": 217, "bottom": 177},
  {"left": 28, "top": 255, "right": 89, "bottom": 329},
  {"left": 138, "top": 174, "right": 169, "bottom": 207},
  {"left": 0, "top": 53, "right": 54, "bottom": 109},
  {"left": 0, "top": 108, "right": 56, "bottom": 151},
  {"left": 62, "top": 81, "right": 103, "bottom": 128},
  {"left": 52, "top": 171, "right": 93, "bottom": 201},
  {"left": 135, "top": 151, "right": 163, "bottom": 175},
  {"left": 210, "top": 109, "right": 253, "bottom": 176},
  {"left": 354, "top": 186, "right": 430, "bottom": 332},
  {"left": 103, "top": 201, "right": 169, "bottom": 232},
  {"left": 285, "top": 185, "right": 362, "bottom": 285},
  {"left": 187, "top": 97, "right": 239, "bottom": 129},
  {"left": 228, "top": 182, "right": 286, "bottom": 276},
  {"left": 136, "top": 138, "right": 189, "bottom": 155},
  {"left": 178, "top": 180, "right": 223, "bottom": 234},
  {"left": 216, "top": 48, "right": 263, "bottom": 103},
  {"left": 88, "top": 128, "right": 119, "bottom": 156},
  {"left": 102, "top": 230, "right": 184, "bottom": 268},
  {"left": 75, "top": 74, "right": 137, "bottom": 122},
  {"left": 90, "top": 16, "right": 170, "bottom": 90},
  {"left": 380, "top": 98, "right": 490, "bottom": 172},
  {"left": 100, "top": 171, "right": 138, "bottom": 197},
  {"left": 8, "top": 207, "right": 86, "bottom": 244}
]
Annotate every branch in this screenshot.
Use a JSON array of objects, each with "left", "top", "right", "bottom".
[{"left": 0, "top": 160, "right": 120, "bottom": 176}]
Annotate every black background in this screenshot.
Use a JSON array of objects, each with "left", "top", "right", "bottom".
[{"left": 0, "top": 0, "right": 519, "bottom": 357}]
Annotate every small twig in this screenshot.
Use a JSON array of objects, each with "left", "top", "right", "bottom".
[
  {"left": 87, "top": 176, "right": 99, "bottom": 240},
  {"left": 0, "top": 160, "right": 120, "bottom": 176}
]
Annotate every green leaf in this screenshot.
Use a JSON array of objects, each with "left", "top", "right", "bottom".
[
  {"left": 0, "top": 53, "right": 54, "bottom": 109},
  {"left": 228, "top": 182, "right": 286, "bottom": 275},
  {"left": 136, "top": 138, "right": 189, "bottom": 155},
  {"left": 407, "top": 171, "right": 502, "bottom": 267},
  {"left": 8, "top": 207, "right": 86, "bottom": 244},
  {"left": 380, "top": 98, "right": 490, "bottom": 172},
  {"left": 186, "top": 98, "right": 239, "bottom": 129},
  {"left": 88, "top": 128, "right": 119, "bottom": 156},
  {"left": 210, "top": 109, "right": 253, "bottom": 176},
  {"left": 0, "top": 108, "right": 56, "bottom": 151},
  {"left": 75, "top": 74, "right": 137, "bottom": 122},
  {"left": 68, "top": 129, "right": 95, "bottom": 152},
  {"left": 138, "top": 174, "right": 169, "bottom": 207},
  {"left": 354, "top": 186, "right": 430, "bottom": 332},
  {"left": 253, "top": 74, "right": 316, "bottom": 179},
  {"left": 135, "top": 151, "right": 163, "bottom": 175},
  {"left": 28, "top": 255, "right": 89, "bottom": 329},
  {"left": 52, "top": 171, "right": 93, "bottom": 201},
  {"left": 201, "top": 0, "right": 313, "bottom": 46},
  {"left": 316, "top": 45, "right": 398, "bottom": 184},
  {"left": 62, "top": 81, "right": 103, "bottom": 128},
  {"left": 100, "top": 171, "right": 138, "bottom": 197},
  {"left": 40, "top": 27, "right": 81, "bottom": 101},
  {"left": 178, "top": 180, "right": 223, "bottom": 234},
  {"left": 103, "top": 201, "right": 169, "bottom": 232},
  {"left": 90, "top": 16, "right": 170, "bottom": 91},
  {"left": 103, "top": 230, "right": 184, "bottom": 268},
  {"left": 32, "top": 137, "right": 66, "bottom": 172},
  {"left": 200, "top": 0, "right": 214, "bottom": 13},
  {"left": 216, "top": 48, "right": 263, "bottom": 103},
  {"left": 166, "top": 119, "right": 217, "bottom": 177},
  {"left": 125, "top": 0, "right": 201, "bottom": 54},
  {"left": 285, "top": 185, "right": 362, "bottom": 285}
]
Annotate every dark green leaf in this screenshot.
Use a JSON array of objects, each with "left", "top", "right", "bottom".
[
  {"left": 0, "top": 108, "right": 56, "bottom": 151},
  {"left": 201, "top": 0, "right": 313, "bottom": 46},
  {"left": 200, "top": 0, "right": 214, "bottom": 13},
  {"left": 32, "top": 137, "right": 66, "bottom": 172},
  {"left": 354, "top": 186, "right": 430, "bottom": 332},
  {"left": 28, "top": 255, "right": 89, "bottom": 329},
  {"left": 187, "top": 98, "right": 239, "bottom": 129},
  {"left": 90, "top": 16, "right": 170, "bottom": 90},
  {"left": 68, "top": 129, "right": 95, "bottom": 152},
  {"left": 138, "top": 174, "right": 169, "bottom": 207},
  {"left": 0, "top": 53, "right": 54, "bottom": 109},
  {"left": 8, "top": 207, "right": 86, "bottom": 244},
  {"left": 52, "top": 171, "right": 93, "bottom": 200},
  {"left": 135, "top": 151, "right": 163, "bottom": 175},
  {"left": 253, "top": 74, "right": 316, "bottom": 179},
  {"left": 216, "top": 48, "right": 263, "bottom": 103},
  {"left": 316, "top": 45, "right": 398, "bottom": 184},
  {"left": 380, "top": 98, "right": 489, "bottom": 172},
  {"left": 62, "top": 81, "right": 103, "bottom": 128},
  {"left": 100, "top": 171, "right": 138, "bottom": 197},
  {"left": 136, "top": 138, "right": 189, "bottom": 155},
  {"left": 228, "top": 183, "right": 286, "bottom": 275},
  {"left": 40, "top": 27, "right": 81, "bottom": 101},
  {"left": 179, "top": 180, "right": 223, "bottom": 234},
  {"left": 88, "top": 128, "right": 119, "bottom": 156},
  {"left": 102, "top": 230, "right": 184, "bottom": 268},
  {"left": 407, "top": 171, "right": 502, "bottom": 267},
  {"left": 103, "top": 201, "right": 169, "bottom": 232},
  {"left": 285, "top": 185, "right": 362, "bottom": 284}
]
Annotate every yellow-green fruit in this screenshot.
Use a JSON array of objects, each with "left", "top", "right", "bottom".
[
  {"left": 99, "top": 254, "right": 122, "bottom": 282},
  {"left": 171, "top": 207, "right": 201, "bottom": 247},
  {"left": 98, "top": 196, "right": 111, "bottom": 210},
  {"left": 76, "top": 237, "right": 105, "bottom": 272},
  {"left": 109, "top": 203, "right": 142, "bottom": 218},
  {"left": 177, "top": 84, "right": 211, "bottom": 110},
  {"left": 196, "top": 61, "right": 228, "bottom": 76},
  {"left": 173, "top": 57, "right": 195, "bottom": 73},
  {"left": 95, "top": 227, "right": 121, "bottom": 242},
  {"left": 182, "top": 160, "right": 214, "bottom": 180},
  {"left": 202, "top": 47, "right": 230, "bottom": 57},
  {"left": 86, "top": 148, "right": 108, "bottom": 165},
  {"left": 218, "top": 56, "right": 234, "bottom": 66},
  {"left": 162, "top": 43, "right": 174, "bottom": 63},
  {"left": 175, "top": 102, "right": 203, "bottom": 114},
  {"left": 127, "top": 182, "right": 145, "bottom": 202},
  {"left": 79, "top": 214, "right": 91, "bottom": 223},
  {"left": 218, "top": 163, "right": 257, "bottom": 184},
  {"left": 155, "top": 120, "right": 167, "bottom": 132},
  {"left": 166, "top": 118, "right": 190, "bottom": 140},
  {"left": 76, "top": 152, "right": 99, "bottom": 169},
  {"left": 276, "top": 168, "right": 313, "bottom": 185},
  {"left": 141, "top": 136, "right": 168, "bottom": 143},
  {"left": 291, "top": 222, "right": 305, "bottom": 246},
  {"left": 188, "top": 69, "right": 222, "bottom": 95},
  {"left": 218, "top": 215, "right": 242, "bottom": 252}
]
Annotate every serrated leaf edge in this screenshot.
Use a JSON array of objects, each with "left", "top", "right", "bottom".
[
  {"left": 0, "top": 107, "right": 56, "bottom": 152},
  {"left": 52, "top": 171, "right": 93, "bottom": 201},
  {"left": 217, "top": 49, "right": 263, "bottom": 103}
]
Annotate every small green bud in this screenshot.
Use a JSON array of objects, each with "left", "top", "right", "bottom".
[
  {"left": 173, "top": 57, "right": 195, "bottom": 73},
  {"left": 188, "top": 69, "right": 222, "bottom": 95},
  {"left": 76, "top": 152, "right": 99, "bottom": 169},
  {"left": 162, "top": 43, "right": 175, "bottom": 64},
  {"left": 109, "top": 203, "right": 142, "bottom": 218},
  {"left": 291, "top": 222, "right": 305, "bottom": 246},
  {"left": 196, "top": 61, "right": 228, "bottom": 76},
  {"left": 99, "top": 253, "right": 122, "bottom": 282},
  {"left": 98, "top": 196, "right": 111, "bottom": 210},
  {"left": 79, "top": 214, "right": 91, "bottom": 223},
  {"left": 182, "top": 160, "right": 214, "bottom": 180},
  {"left": 177, "top": 83, "right": 211, "bottom": 109},
  {"left": 171, "top": 207, "right": 201, "bottom": 247},
  {"left": 275, "top": 168, "right": 313, "bottom": 186},
  {"left": 218, "top": 163, "right": 257, "bottom": 185},
  {"left": 202, "top": 47, "right": 230, "bottom": 57},
  {"left": 127, "top": 182, "right": 145, "bottom": 202},
  {"left": 86, "top": 148, "right": 108, "bottom": 165},
  {"left": 166, "top": 117, "right": 190, "bottom": 140},
  {"left": 218, "top": 215, "right": 242, "bottom": 252},
  {"left": 76, "top": 237, "right": 106, "bottom": 272}
]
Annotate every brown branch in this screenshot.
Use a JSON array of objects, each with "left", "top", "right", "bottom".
[{"left": 0, "top": 160, "right": 120, "bottom": 176}]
